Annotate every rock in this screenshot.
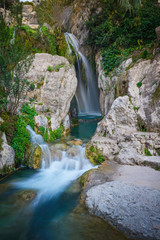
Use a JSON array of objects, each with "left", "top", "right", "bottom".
[
  {"left": 18, "top": 190, "right": 37, "bottom": 202},
  {"left": 49, "top": 147, "right": 62, "bottom": 160},
  {"left": 96, "top": 96, "right": 137, "bottom": 138},
  {"left": 127, "top": 56, "right": 160, "bottom": 132},
  {"left": 90, "top": 95, "right": 160, "bottom": 168},
  {"left": 96, "top": 52, "right": 132, "bottom": 116},
  {"left": 22, "top": 5, "right": 39, "bottom": 29},
  {"left": 25, "top": 144, "right": 42, "bottom": 169},
  {"left": 62, "top": 114, "right": 70, "bottom": 132},
  {"left": 155, "top": 26, "right": 160, "bottom": 40},
  {"left": 0, "top": 8, "right": 12, "bottom": 25},
  {"left": 43, "top": 22, "right": 51, "bottom": 31},
  {"left": 34, "top": 115, "right": 48, "bottom": 129},
  {"left": 66, "top": 146, "right": 79, "bottom": 157},
  {"left": 24, "top": 53, "right": 77, "bottom": 131},
  {"left": 85, "top": 165, "right": 160, "bottom": 240},
  {"left": 0, "top": 132, "right": 15, "bottom": 171},
  {"left": 68, "top": 139, "right": 83, "bottom": 146},
  {"left": 53, "top": 143, "right": 67, "bottom": 151}
]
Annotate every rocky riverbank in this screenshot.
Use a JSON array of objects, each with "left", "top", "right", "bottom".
[{"left": 80, "top": 162, "right": 160, "bottom": 240}]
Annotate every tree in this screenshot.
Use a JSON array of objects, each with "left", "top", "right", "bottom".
[{"left": 0, "top": 10, "right": 33, "bottom": 115}]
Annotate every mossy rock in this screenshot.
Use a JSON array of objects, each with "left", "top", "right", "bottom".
[
  {"left": 25, "top": 144, "right": 42, "bottom": 169},
  {"left": 79, "top": 169, "right": 94, "bottom": 188},
  {"left": 18, "top": 190, "right": 37, "bottom": 202},
  {"left": 86, "top": 144, "right": 105, "bottom": 165}
]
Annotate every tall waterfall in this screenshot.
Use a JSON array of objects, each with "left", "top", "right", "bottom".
[{"left": 65, "top": 33, "right": 101, "bottom": 116}]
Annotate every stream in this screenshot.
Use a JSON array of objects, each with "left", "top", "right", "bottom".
[{"left": 0, "top": 116, "right": 127, "bottom": 240}]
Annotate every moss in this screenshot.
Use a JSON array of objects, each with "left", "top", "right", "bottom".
[
  {"left": 33, "top": 145, "right": 42, "bottom": 169},
  {"left": 86, "top": 145, "right": 105, "bottom": 165},
  {"left": 78, "top": 169, "right": 94, "bottom": 187}
]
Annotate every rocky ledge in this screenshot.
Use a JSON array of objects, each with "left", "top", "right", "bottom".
[{"left": 80, "top": 163, "right": 160, "bottom": 240}]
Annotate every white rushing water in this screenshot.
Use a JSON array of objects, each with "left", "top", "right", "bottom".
[
  {"left": 27, "top": 125, "right": 52, "bottom": 169},
  {"left": 65, "top": 33, "right": 101, "bottom": 116},
  {"left": 14, "top": 126, "right": 95, "bottom": 205}
]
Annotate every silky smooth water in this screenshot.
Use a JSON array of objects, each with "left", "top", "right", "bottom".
[
  {"left": 0, "top": 120, "right": 128, "bottom": 240},
  {"left": 65, "top": 33, "right": 101, "bottom": 115}
]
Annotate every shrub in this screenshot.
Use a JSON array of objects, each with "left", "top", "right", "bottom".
[
  {"left": 47, "top": 66, "right": 54, "bottom": 72},
  {"left": 144, "top": 148, "right": 152, "bottom": 156}
]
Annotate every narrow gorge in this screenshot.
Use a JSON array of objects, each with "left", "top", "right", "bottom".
[{"left": 0, "top": 0, "right": 160, "bottom": 239}]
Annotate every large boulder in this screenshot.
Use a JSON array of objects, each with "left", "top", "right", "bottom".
[
  {"left": 25, "top": 144, "right": 42, "bottom": 169},
  {"left": 25, "top": 53, "right": 77, "bottom": 131},
  {"left": 85, "top": 168, "right": 160, "bottom": 240},
  {"left": 90, "top": 96, "right": 160, "bottom": 168},
  {"left": 0, "top": 132, "right": 15, "bottom": 172}
]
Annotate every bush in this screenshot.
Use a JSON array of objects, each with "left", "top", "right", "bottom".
[
  {"left": 21, "top": 103, "right": 37, "bottom": 129},
  {"left": 11, "top": 115, "right": 30, "bottom": 165},
  {"left": 86, "top": 0, "right": 160, "bottom": 74}
]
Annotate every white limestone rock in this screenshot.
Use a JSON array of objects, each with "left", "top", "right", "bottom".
[
  {"left": 0, "top": 133, "right": 15, "bottom": 170},
  {"left": 25, "top": 53, "right": 77, "bottom": 131}
]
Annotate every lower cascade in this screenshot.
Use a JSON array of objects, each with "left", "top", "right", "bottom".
[{"left": 14, "top": 126, "right": 94, "bottom": 205}]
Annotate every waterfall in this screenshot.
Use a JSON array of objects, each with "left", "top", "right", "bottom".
[
  {"left": 26, "top": 125, "right": 52, "bottom": 169},
  {"left": 19, "top": 126, "right": 95, "bottom": 204},
  {"left": 65, "top": 33, "right": 101, "bottom": 116}
]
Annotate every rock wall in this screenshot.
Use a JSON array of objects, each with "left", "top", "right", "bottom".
[
  {"left": 25, "top": 53, "right": 77, "bottom": 131},
  {"left": 96, "top": 54, "right": 160, "bottom": 130},
  {"left": 22, "top": 4, "right": 39, "bottom": 29},
  {"left": 90, "top": 54, "right": 160, "bottom": 169}
]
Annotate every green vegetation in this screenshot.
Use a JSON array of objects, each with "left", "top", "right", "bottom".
[
  {"left": 39, "top": 125, "right": 64, "bottom": 142},
  {"left": 86, "top": 145, "right": 105, "bottom": 165},
  {"left": 48, "top": 66, "right": 54, "bottom": 72},
  {"left": 11, "top": 115, "right": 30, "bottom": 165},
  {"left": 144, "top": 148, "right": 152, "bottom": 156},
  {"left": 138, "top": 119, "right": 146, "bottom": 132},
  {"left": 0, "top": 104, "right": 37, "bottom": 166},
  {"left": 137, "top": 82, "right": 142, "bottom": 88},
  {"left": 86, "top": 0, "right": 160, "bottom": 75},
  {"left": 35, "top": 0, "right": 75, "bottom": 26}
]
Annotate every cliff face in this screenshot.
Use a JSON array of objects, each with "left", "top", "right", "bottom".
[{"left": 24, "top": 53, "right": 77, "bottom": 131}]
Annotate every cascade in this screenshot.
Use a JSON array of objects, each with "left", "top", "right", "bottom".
[
  {"left": 26, "top": 125, "right": 52, "bottom": 168},
  {"left": 19, "top": 126, "right": 94, "bottom": 204},
  {"left": 65, "top": 33, "right": 101, "bottom": 116}
]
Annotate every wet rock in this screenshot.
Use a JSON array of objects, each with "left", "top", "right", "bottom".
[
  {"left": 18, "top": 190, "right": 37, "bottom": 202},
  {"left": 68, "top": 139, "right": 83, "bottom": 146},
  {"left": 54, "top": 143, "right": 68, "bottom": 151},
  {"left": 49, "top": 146, "right": 62, "bottom": 160},
  {"left": 25, "top": 144, "right": 42, "bottom": 169},
  {"left": 66, "top": 146, "right": 79, "bottom": 157}
]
